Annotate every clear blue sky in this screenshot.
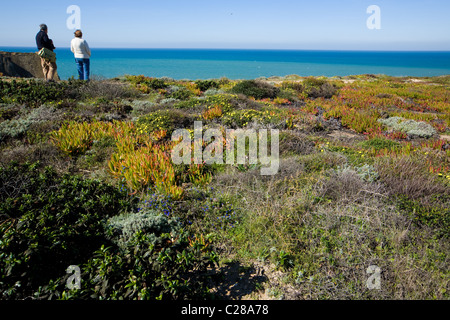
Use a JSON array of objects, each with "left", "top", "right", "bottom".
[{"left": 1, "top": 0, "right": 449, "bottom": 50}]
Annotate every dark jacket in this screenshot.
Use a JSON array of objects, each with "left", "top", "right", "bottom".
[{"left": 36, "top": 31, "right": 55, "bottom": 51}]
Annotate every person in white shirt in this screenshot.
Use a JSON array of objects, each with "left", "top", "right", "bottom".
[{"left": 71, "top": 30, "right": 91, "bottom": 81}]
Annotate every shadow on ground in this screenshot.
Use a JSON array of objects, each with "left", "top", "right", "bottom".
[{"left": 208, "top": 261, "right": 268, "bottom": 300}]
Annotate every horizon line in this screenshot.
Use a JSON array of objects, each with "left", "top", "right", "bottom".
[{"left": 2, "top": 46, "right": 450, "bottom": 53}]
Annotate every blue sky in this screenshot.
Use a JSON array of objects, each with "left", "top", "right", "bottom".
[{"left": 1, "top": 0, "right": 449, "bottom": 50}]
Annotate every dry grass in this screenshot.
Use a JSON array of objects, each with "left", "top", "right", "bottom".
[
  {"left": 73, "top": 79, "right": 140, "bottom": 101},
  {"left": 375, "top": 155, "right": 449, "bottom": 206},
  {"left": 210, "top": 157, "right": 449, "bottom": 300}
]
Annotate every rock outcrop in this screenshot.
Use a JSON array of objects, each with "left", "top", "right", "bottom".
[{"left": 0, "top": 51, "right": 60, "bottom": 80}]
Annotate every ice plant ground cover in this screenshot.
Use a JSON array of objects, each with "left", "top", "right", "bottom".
[{"left": 0, "top": 74, "right": 449, "bottom": 300}]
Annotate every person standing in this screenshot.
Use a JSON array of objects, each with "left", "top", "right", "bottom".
[
  {"left": 36, "top": 24, "right": 57, "bottom": 81},
  {"left": 71, "top": 30, "right": 91, "bottom": 81}
]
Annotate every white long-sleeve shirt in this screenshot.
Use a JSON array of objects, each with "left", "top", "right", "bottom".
[{"left": 71, "top": 37, "right": 91, "bottom": 59}]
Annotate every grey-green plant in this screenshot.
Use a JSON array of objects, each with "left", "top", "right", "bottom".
[
  {"left": 204, "top": 88, "right": 226, "bottom": 96},
  {"left": 159, "top": 98, "right": 179, "bottom": 105},
  {"left": 378, "top": 117, "right": 437, "bottom": 138},
  {"left": 0, "top": 118, "right": 33, "bottom": 141},
  {"left": 333, "top": 164, "right": 380, "bottom": 183},
  {"left": 355, "top": 164, "right": 380, "bottom": 182},
  {"left": 105, "top": 208, "right": 181, "bottom": 250}
]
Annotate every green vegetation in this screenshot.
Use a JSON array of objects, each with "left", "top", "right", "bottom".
[
  {"left": 378, "top": 116, "right": 438, "bottom": 138},
  {"left": 0, "top": 74, "right": 449, "bottom": 300},
  {"left": 230, "top": 80, "right": 279, "bottom": 99}
]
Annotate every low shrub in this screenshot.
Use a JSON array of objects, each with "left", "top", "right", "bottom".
[
  {"left": 125, "top": 75, "right": 168, "bottom": 92},
  {"left": 74, "top": 80, "right": 139, "bottom": 101},
  {"left": 173, "top": 94, "right": 237, "bottom": 112},
  {"left": 175, "top": 191, "right": 240, "bottom": 234},
  {"left": 302, "top": 77, "right": 338, "bottom": 99},
  {"left": 105, "top": 209, "right": 181, "bottom": 250},
  {"left": 375, "top": 156, "right": 449, "bottom": 206},
  {"left": 230, "top": 80, "right": 279, "bottom": 100},
  {"left": 378, "top": 117, "right": 437, "bottom": 139},
  {"left": 221, "top": 109, "right": 265, "bottom": 128},
  {"left": 307, "top": 82, "right": 338, "bottom": 99},
  {"left": 135, "top": 109, "right": 193, "bottom": 135},
  {"left": 281, "top": 81, "right": 304, "bottom": 92},
  {"left": 0, "top": 118, "right": 32, "bottom": 142},
  {"left": 316, "top": 167, "right": 366, "bottom": 203},
  {"left": 61, "top": 219, "right": 218, "bottom": 300},
  {"left": 0, "top": 162, "right": 135, "bottom": 299},
  {"left": 203, "top": 88, "right": 225, "bottom": 96},
  {"left": 396, "top": 196, "right": 450, "bottom": 237},
  {"left": 195, "top": 80, "right": 220, "bottom": 92},
  {"left": 0, "top": 79, "right": 68, "bottom": 106},
  {"left": 168, "top": 87, "right": 194, "bottom": 101},
  {"left": 279, "top": 132, "right": 315, "bottom": 156},
  {"left": 301, "top": 151, "right": 347, "bottom": 173},
  {"left": 0, "top": 162, "right": 218, "bottom": 300},
  {"left": 314, "top": 164, "right": 381, "bottom": 205},
  {"left": 303, "top": 77, "right": 328, "bottom": 88},
  {"left": 130, "top": 100, "right": 157, "bottom": 116},
  {"left": 0, "top": 104, "right": 21, "bottom": 121},
  {"left": 277, "top": 88, "right": 302, "bottom": 103}
]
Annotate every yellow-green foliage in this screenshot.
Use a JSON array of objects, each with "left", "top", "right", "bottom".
[
  {"left": 51, "top": 120, "right": 211, "bottom": 199},
  {"left": 50, "top": 120, "right": 135, "bottom": 156}
]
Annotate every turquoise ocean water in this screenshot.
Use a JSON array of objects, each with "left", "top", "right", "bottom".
[{"left": 1, "top": 47, "right": 450, "bottom": 80}]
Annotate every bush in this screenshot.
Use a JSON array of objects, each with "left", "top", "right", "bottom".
[
  {"left": 221, "top": 109, "right": 265, "bottom": 128},
  {"left": 375, "top": 156, "right": 449, "bottom": 207},
  {"left": 277, "top": 88, "right": 301, "bottom": 103},
  {"left": 279, "top": 132, "right": 315, "bottom": 156},
  {"left": 0, "top": 162, "right": 135, "bottom": 299},
  {"left": 1, "top": 166, "right": 218, "bottom": 300},
  {"left": 301, "top": 77, "right": 339, "bottom": 99},
  {"left": 303, "top": 77, "right": 328, "bottom": 88},
  {"left": 135, "top": 109, "right": 193, "bottom": 135},
  {"left": 316, "top": 167, "right": 366, "bottom": 202},
  {"left": 397, "top": 197, "right": 450, "bottom": 237},
  {"left": 378, "top": 117, "right": 437, "bottom": 139},
  {"left": 0, "top": 105, "right": 72, "bottom": 143},
  {"left": 172, "top": 190, "right": 240, "bottom": 234},
  {"left": 230, "top": 80, "right": 279, "bottom": 100},
  {"left": 0, "top": 79, "right": 69, "bottom": 106},
  {"left": 125, "top": 75, "right": 168, "bottom": 91},
  {"left": 306, "top": 83, "right": 338, "bottom": 99},
  {"left": 0, "top": 104, "right": 21, "bottom": 121},
  {"left": 195, "top": 80, "right": 220, "bottom": 92},
  {"left": 74, "top": 80, "right": 139, "bottom": 101},
  {"left": 0, "top": 118, "right": 32, "bottom": 142},
  {"left": 29, "top": 206, "right": 218, "bottom": 300},
  {"left": 168, "top": 87, "right": 194, "bottom": 101},
  {"left": 301, "top": 151, "right": 347, "bottom": 173},
  {"left": 105, "top": 209, "right": 181, "bottom": 250},
  {"left": 281, "top": 81, "right": 304, "bottom": 93},
  {"left": 68, "top": 226, "right": 217, "bottom": 300}
]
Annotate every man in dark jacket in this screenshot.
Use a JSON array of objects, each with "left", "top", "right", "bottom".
[{"left": 36, "top": 24, "right": 57, "bottom": 81}]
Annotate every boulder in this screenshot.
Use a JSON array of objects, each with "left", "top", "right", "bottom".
[{"left": 0, "top": 51, "right": 60, "bottom": 80}]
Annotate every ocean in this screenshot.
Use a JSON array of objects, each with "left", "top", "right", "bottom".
[{"left": 1, "top": 47, "right": 450, "bottom": 80}]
